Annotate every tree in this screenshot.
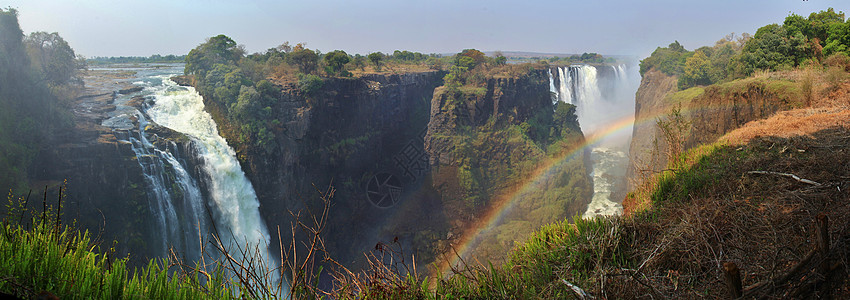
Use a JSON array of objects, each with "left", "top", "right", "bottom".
[
  {"left": 823, "top": 20, "right": 850, "bottom": 56},
  {"left": 679, "top": 50, "right": 711, "bottom": 89},
  {"left": 24, "top": 31, "right": 84, "bottom": 86},
  {"left": 368, "top": 52, "right": 384, "bottom": 71},
  {"left": 277, "top": 41, "right": 292, "bottom": 53},
  {"left": 185, "top": 34, "right": 242, "bottom": 76},
  {"left": 323, "top": 50, "right": 351, "bottom": 76},
  {"left": 807, "top": 8, "right": 845, "bottom": 43},
  {"left": 494, "top": 55, "right": 507, "bottom": 65},
  {"left": 287, "top": 47, "right": 319, "bottom": 74},
  {"left": 738, "top": 23, "right": 811, "bottom": 75},
  {"left": 639, "top": 41, "right": 692, "bottom": 76},
  {"left": 708, "top": 42, "right": 737, "bottom": 82},
  {"left": 351, "top": 54, "right": 366, "bottom": 71},
  {"left": 458, "top": 49, "right": 486, "bottom": 67},
  {"left": 0, "top": 8, "right": 29, "bottom": 82}
]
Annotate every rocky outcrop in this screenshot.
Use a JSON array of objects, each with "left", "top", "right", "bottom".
[
  {"left": 170, "top": 75, "right": 194, "bottom": 87},
  {"left": 423, "top": 69, "right": 592, "bottom": 261},
  {"left": 203, "top": 67, "right": 591, "bottom": 268}
]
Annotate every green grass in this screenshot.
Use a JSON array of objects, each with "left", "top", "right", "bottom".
[
  {"left": 0, "top": 220, "right": 239, "bottom": 299},
  {"left": 433, "top": 216, "right": 628, "bottom": 299},
  {"left": 665, "top": 86, "right": 704, "bottom": 107}
]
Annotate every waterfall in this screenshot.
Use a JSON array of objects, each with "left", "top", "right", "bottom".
[
  {"left": 103, "top": 65, "right": 284, "bottom": 295},
  {"left": 146, "top": 76, "right": 280, "bottom": 286},
  {"left": 548, "top": 63, "right": 639, "bottom": 218},
  {"left": 122, "top": 112, "right": 208, "bottom": 262}
]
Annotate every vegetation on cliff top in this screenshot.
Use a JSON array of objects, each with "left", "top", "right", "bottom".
[{"left": 641, "top": 8, "right": 850, "bottom": 90}]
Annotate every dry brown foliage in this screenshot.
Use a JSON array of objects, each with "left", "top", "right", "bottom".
[
  {"left": 720, "top": 107, "right": 850, "bottom": 145},
  {"left": 615, "top": 128, "right": 850, "bottom": 298}
]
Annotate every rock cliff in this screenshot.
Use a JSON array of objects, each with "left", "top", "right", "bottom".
[
  {"left": 625, "top": 69, "right": 679, "bottom": 191},
  {"left": 201, "top": 67, "right": 592, "bottom": 268},
  {"left": 626, "top": 70, "right": 802, "bottom": 206}
]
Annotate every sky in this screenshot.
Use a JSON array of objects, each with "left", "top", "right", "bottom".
[{"left": 5, "top": 0, "right": 847, "bottom": 59}]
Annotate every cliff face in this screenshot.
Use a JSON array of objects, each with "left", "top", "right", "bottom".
[
  {"left": 686, "top": 79, "right": 800, "bottom": 147},
  {"left": 205, "top": 68, "right": 591, "bottom": 267},
  {"left": 424, "top": 69, "right": 592, "bottom": 261},
  {"left": 204, "top": 71, "right": 447, "bottom": 265},
  {"left": 626, "top": 69, "right": 802, "bottom": 206},
  {"left": 626, "top": 69, "right": 679, "bottom": 191}
]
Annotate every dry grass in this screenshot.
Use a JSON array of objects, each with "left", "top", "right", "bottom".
[
  {"left": 720, "top": 107, "right": 850, "bottom": 145},
  {"left": 618, "top": 128, "right": 850, "bottom": 298}
]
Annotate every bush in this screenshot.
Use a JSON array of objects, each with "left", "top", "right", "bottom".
[
  {"left": 824, "top": 52, "right": 850, "bottom": 71},
  {"left": 639, "top": 41, "right": 691, "bottom": 76},
  {"left": 296, "top": 73, "right": 323, "bottom": 95}
]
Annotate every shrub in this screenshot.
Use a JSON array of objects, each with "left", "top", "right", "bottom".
[{"left": 296, "top": 73, "right": 323, "bottom": 95}]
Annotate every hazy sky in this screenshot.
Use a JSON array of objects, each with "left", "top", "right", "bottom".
[{"left": 6, "top": 0, "right": 847, "bottom": 58}]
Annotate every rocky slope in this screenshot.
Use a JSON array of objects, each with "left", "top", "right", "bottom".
[{"left": 425, "top": 69, "right": 592, "bottom": 262}]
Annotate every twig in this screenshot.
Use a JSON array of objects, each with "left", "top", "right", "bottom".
[
  {"left": 746, "top": 171, "right": 821, "bottom": 186},
  {"left": 560, "top": 279, "right": 592, "bottom": 299}
]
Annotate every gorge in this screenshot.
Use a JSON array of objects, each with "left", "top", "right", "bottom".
[{"left": 44, "top": 59, "right": 640, "bottom": 282}]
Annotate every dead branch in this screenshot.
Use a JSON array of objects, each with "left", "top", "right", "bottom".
[
  {"left": 560, "top": 279, "right": 592, "bottom": 299},
  {"left": 746, "top": 171, "right": 821, "bottom": 186}
]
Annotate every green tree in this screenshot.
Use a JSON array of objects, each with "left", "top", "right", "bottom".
[
  {"left": 458, "top": 49, "right": 486, "bottom": 67},
  {"left": 823, "top": 20, "right": 850, "bottom": 56},
  {"left": 368, "top": 52, "right": 384, "bottom": 71},
  {"left": 185, "top": 34, "right": 243, "bottom": 76},
  {"left": 351, "top": 54, "right": 366, "bottom": 71},
  {"left": 323, "top": 50, "right": 351, "bottom": 76},
  {"left": 287, "top": 47, "right": 319, "bottom": 74},
  {"left": 639, "top": 41, "right": 691, "bottom": 76},
  {"left": 231, "top": 86, "right": 260, "bottom": 120},
  {"left": 737, "top": 24, "right": 803, "bottom": 75},
  {"left": 24, "top": 31, "right": 84, "bottom": 86},
  {"left": 708, "top": 42, "right": 737, "bottom": 82},
  {"left": 807, "top": 8, "right": 846, "bottom": 43},
  {"left": 679, "top": 50, "right": 711, "bottom": 89}
]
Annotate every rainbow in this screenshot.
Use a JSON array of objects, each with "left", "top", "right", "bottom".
[{"left": 436, "top": 99, "right": 743, "bottom": 275}]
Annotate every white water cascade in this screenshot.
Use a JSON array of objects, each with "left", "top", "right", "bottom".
[
  {"left": 549, "top": 64, "right": 639, "bottom": 218},
  {"left": 101, "top": 64, "right": 284, "bottom": 295},
  {"left": 146, "top": 77, "right": 278, "bottom": 277},
  {"left": 122, "top": 111, "right": 208, "bottom": 262}
]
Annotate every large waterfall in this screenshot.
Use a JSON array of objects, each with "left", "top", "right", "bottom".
[
  {"left": 146, "top": 77, "right": 274, "bottom": 269},
  {"left": 125, "top": 113, "right": 208, "bottom": 262},
  {"left": 549, "top": 64, "right": 639, "bottom": 218},
  {"left": 101, "top": 65, "right": 280, "bottom": 292}
]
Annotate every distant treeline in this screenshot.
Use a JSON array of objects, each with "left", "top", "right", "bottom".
[
  {"left": 509, "top": 52, "right": 618, "bottom": 64},
  {"left": 88, "top": 54, "right": 187, "bottom": 64}
]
